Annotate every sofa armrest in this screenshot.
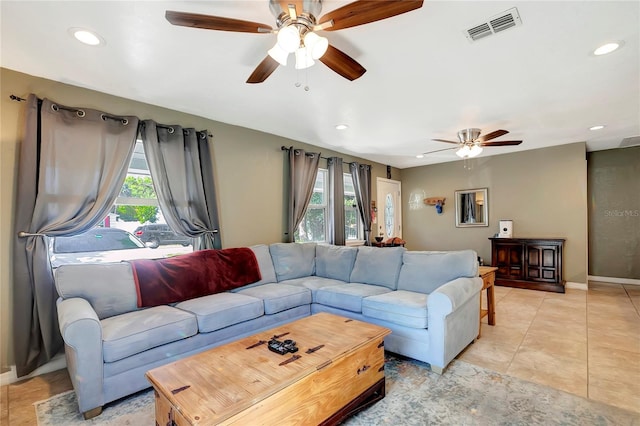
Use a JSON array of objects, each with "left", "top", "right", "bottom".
[
  {"left": 57, "top": 297, "right": 104, "bottom": 413},
  {"left": 426, "top": 277, "right": 483, "bottom": 372},
  {"left": 428, "top": 277, "right": 482, "bottom": 315}
]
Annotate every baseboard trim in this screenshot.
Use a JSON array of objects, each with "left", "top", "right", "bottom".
[
  {"left": 566, "top": 282, "right": 588, "bottom": 291},
  {"left": 0, "top": 353, "right": 67, "bottom": 386},
  {"left": 588, "top": 275, "right": 640, "bottom": 286}
]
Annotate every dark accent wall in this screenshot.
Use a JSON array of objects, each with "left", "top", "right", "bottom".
[{"left": 587, "top": 147, "right": 640, "bottom": 279}]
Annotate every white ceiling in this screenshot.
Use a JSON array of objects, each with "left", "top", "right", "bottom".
[{"left": 2, "top": 1, "right": 638, "bottom": 169}]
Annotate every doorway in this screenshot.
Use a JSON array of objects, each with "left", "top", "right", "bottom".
[{"left": 376, "top": 178, "right": 402, "bottom": 239}]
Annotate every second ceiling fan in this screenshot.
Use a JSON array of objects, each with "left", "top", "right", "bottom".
[
  {"left": 427, "top": 128, "right": 523, "bottom": 159},
  {"left": 165, "top": 0, "right": 424, "bottom": 83}
]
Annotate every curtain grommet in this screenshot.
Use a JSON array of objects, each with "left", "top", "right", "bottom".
[
  {"left": 76, "top": 109, "right": 85, "bottom": 118},
  {"left": 51, "top": 104, "right": 59, "bottom": 112},
  {"left": 168, "top": 127, "right": 175, "bottom": 134},
  {"left": 121, "top": 118, "right": 128, "bottom": 125}
]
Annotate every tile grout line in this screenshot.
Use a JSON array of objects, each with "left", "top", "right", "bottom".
[{"left": 505, "top": 288, "right": 539, "bottom": 374}]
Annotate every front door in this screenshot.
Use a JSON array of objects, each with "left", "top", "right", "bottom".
[{"left": 376, "top": 178, "right": 402, "bottom": 239}]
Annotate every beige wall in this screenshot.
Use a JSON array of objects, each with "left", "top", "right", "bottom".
[
  {"left": 0, "top": 68, "right": 400, "bottom": 370},
  {"left": 401, "top": 142, "right": 588, "bottom": 284},
  {"left": 587, "top": 147, "right": 640, "bottom": 279}
]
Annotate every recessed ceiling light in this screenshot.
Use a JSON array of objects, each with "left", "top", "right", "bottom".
[
  {"left": 335, "top": 124, "right": 349, "bottom": 130},
  {"left": 589, "top": 125, "right": 605, "bottom": 131},
  {"left": 68, "top": 27, "right": 105, "bottom": 46},
  {"left": 593, "top": 41, "right": 622, "bottom": 56},
  {"left": 416, "top": 154, "right": 424, "bottom": 159}
]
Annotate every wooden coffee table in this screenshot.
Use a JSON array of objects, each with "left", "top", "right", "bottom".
[{"left": 146, "top": 313, "right": 391, "bottom": 425}]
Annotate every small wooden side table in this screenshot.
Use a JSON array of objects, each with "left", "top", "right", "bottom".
[{"left": 478, "top": 266, "right": 497, "bottom": 338}]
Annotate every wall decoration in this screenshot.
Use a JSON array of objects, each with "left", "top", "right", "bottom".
[{"left": 455, "top": 188, "right": 488, "bottom": 227}]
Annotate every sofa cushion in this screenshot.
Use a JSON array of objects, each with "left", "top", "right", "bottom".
[
  {"left": 250, "top": 244, "right": 277, "bottom": 285},
  {"left": 269, "top": 243, "right": 316, "bottom": 281},
  {"left": 349, "top": 246, "right": 405, "bottom": 289},
  {"left": 55, "top": 263, "right": 138, "bottom": 319},
  {"left": 236, "top": 284, "right": 311, "bottom": 314},
  {"left": 315, "top": 245, "right": 358, "bottom": 282},
  {"left": 175, "top": 292, "right": 264, "bottom": 333},
  {"left": 101, "top": 305, "right": 197, "bottom": 362},
  {"left": 280, "top": 276, "right": 347, "bottom": 301},
  {"left": 397, "top": 250, "right": 478, "bottom": 294},
  {"left": 315, "top": 283, "right": 391, "bottom": 313},
  {"left": 362, "top": 290, "right": 428, "bottom": 329}
]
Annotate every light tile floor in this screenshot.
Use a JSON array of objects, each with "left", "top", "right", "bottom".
[
  {"left": 1, "top": 282, "right": 639, "bottom": 425},
  {"left": 458, "top": 281, "right": 640, "bottom": 414}
]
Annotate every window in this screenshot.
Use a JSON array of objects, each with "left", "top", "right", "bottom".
[
  {"left": 53, "top": 228, "right": 144, "bottom": 253},
  {"left": 295, "top": 169, "right": 327, "bottom": 242},
  {"left": 294, "top": 169, "right": 362, "bottom": 243},
  {"left": 344, "top": 173, "right": 363, "bottom": 241},
  {"left": 48, "top": 140, "right": 192, "bottom": 268}
]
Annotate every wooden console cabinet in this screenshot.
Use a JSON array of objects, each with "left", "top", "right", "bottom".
[{"left": 489, "top": 237, "right": 565, "bottom": 293}]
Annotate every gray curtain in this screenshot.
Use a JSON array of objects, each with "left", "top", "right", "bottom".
[
  {"left": 12, "top": 95, "right": 138, "bottom": 376},
  {"left": 327, "top": 157, "right": 345, "bottom": 245},
  {"left": 350, "top": 162, "right": 372, "bottom": 245},
  {"left": 286, "top": 147, "right": 321, "bottom": 242},
  {"left": 140, "top": 121, "right": 221, "bottom": 250}
]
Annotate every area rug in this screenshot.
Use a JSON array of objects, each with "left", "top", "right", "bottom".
[{"left": 35, "top": 355, "right": 640, "bottom": 425}]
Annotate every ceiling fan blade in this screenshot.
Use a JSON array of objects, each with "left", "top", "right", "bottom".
[
  {"left": 478, "top": 129, "right": 509, "bottom": 142},
  {"left": 165, "top": 10, "right": 273, "bottom": 33},
  {"left": 432, "top": 138, "right": 460, "bottom": 145},
  {"left": 319, "top": 45, "right": 366, "bottom": 81},
  {"left": 479, "top": 140, "right": 523, "bottom": 147},
  {"left": 318, "top": 0, "right": 424, "bottom": 31},
  {"left": 246, "top": 56, "right": 280, "bottom": 84},
  {"left": 422, "top": 147, "right": 457, "bottom": 155}
]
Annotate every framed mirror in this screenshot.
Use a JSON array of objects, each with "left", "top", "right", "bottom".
[{"left": 455, "top": 188, "right": 488, "bottom": 227}]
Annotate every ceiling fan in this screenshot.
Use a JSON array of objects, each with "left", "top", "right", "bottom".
[
  {"left": 425, "top": 128, "right": 523, "bottom": 159},
  {"left": 165, "top": 0, "right": 424, "bottom": 83}
]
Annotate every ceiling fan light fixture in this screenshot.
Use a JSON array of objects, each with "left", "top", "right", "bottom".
[
  {"left": 304, "top": 32, "right": 329, "bottom": 59},
  {"left": 277, "top": 25, "right": 300, "bottom": 52},
  {"left": 456, "top": 145, "right": 471, "bottom": 158},
  {"left": 268, "top": 43, "right": 289, "bottom": 66},
  {"left": 295, "top": 47, "right": 315, "bottom": 69},
  {"left": 468, "top": 144, "right": 483, "bottom": 158}
]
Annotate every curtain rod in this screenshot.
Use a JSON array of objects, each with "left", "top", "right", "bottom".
[
  {"left": 147, "top": 123, "right": 213, "bottom": 139},
  {"left": 10, "top": 95, "right": 213, "bottom": 137},
  {"left": 10, "top": 94, "right": 130, "bottom": 124},
  {"left": 280, "top": 146, "right": 360, "bottom": 165}
]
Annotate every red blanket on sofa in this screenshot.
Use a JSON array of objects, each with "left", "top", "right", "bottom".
[{"left": 129, "top": 248, "right": 262, "bottom": 308}]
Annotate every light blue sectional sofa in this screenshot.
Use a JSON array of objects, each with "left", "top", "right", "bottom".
[{"left": 54, "top": 243, "right": 482, "bottom": 418}]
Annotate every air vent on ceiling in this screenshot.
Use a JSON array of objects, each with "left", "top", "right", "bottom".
[
  {"left": 620, "top": 136, "right": 640, "bottom": 148},
  {"left": 465, "top": 7, "right": 522, "bottom": 42}
]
